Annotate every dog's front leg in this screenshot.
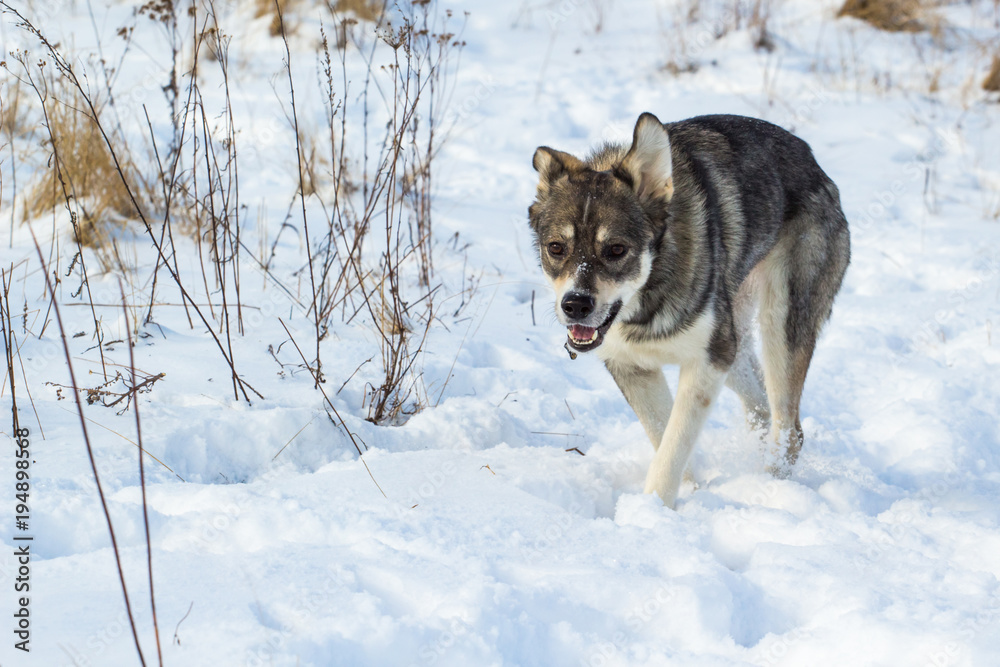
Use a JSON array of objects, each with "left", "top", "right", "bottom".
[
  {"left": 643, "top": 359, "right": 726, "bottom": 508},
  {"left": 605, "top": 361, "right": 674, "bottom": 451}
]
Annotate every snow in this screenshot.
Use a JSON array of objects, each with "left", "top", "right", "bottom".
[{"left": 1, "top": 0, "right": 1000, "bottom": 665}]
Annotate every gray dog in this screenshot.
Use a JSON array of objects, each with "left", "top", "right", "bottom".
[{"left": 528, "top": 113, "right": 850, "bottom": 507}]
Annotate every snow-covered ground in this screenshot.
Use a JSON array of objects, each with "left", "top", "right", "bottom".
[{"left": 2, "top": 0, "right": 1000, "bottom": 665}]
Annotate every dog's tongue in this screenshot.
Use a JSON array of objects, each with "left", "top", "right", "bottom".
[{"left": 570, "top": 324, "right": 596, "bottom": 341}]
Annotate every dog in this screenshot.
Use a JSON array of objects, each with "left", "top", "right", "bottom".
[{"left": 528, "top": 113, "right": 850, "bottom": 508}]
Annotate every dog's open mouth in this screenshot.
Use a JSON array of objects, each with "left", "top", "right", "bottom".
[{"left": 566, "top": 301, "right": 622, "bottom": 353}]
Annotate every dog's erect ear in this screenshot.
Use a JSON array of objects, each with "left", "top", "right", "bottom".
[
  {"left": 532, "top": 146, "right": 584, "bottom": 196},
  {"left": 620, "top": 113, "right": 674, "bottom": 203}
]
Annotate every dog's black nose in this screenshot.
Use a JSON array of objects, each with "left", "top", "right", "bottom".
[{"left": 561, "top": 293, "right": 595, "bottom": 319}]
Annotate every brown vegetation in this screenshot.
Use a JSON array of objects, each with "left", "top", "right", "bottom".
[
  {"left": 984, "top": 55, "right": 1000, "bottom": 92},
  {"left": 24, "top": 89, "right": 152, "bottom": 248},
  {"left": 331, "top": 0, "right": 386, "bottom": 23},
  {"left": 254, "top": 0, "right": 298, "bottom": 36},
  {"left": 837, "top": 0, "right": 926, "bottom": 33}
]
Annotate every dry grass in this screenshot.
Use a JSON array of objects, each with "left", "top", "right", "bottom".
[
  {"left": 329, "top": 0, "right": 387, "bottom": 47},
  {"left": 1, "top": 82, "right": 31, "bottom": 220},
  {"left": 297, "top": 130, "right": 331, "bottom": 199},
  {"left": 984, "top": 54, "right": 1000, "bottom": 92},
  {"left": 254, "top": 0, "right": 385, "bottom": 38},
  {"left": 748, "top": 0, "right": 776, "bottom": 52},
  {"left": 24, "top": 90, "right": 151, "bottom": 248},
  {"left": 254, "top": 0, "right": 298, "bottom": 36},
  {"left": 0, "top": 81, "right": 30, "bottom": 141},
  {"left": 837, "top": 0, "right": 928, "bottom": 33},
  {"left": 331, "top": 0, "right": 385, "bottom": 23}
]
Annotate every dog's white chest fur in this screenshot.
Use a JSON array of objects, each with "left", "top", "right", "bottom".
[{"left": 596, "top": 310, "right": 716, "bottom": 370}]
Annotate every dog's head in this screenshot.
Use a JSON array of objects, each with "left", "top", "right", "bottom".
[{"left": 528, "top": 113, "right": 675, "bottom": 354}]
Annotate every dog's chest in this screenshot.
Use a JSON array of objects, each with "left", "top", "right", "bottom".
[{"left": 596, "top": 311, "right": 716, "bottom": 370}]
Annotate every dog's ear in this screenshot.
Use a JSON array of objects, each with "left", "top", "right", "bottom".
[
  {"left": 532, "top": 146, "right": 584, "bottom": 196},
  {"left": 620, "top": 113, "right": 674, "bottom": 203}
]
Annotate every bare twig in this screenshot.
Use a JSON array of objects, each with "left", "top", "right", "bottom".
[
  {"left": 173, "top": 601, "right": 194, "bottom": 646},
  {"left": 29, "top": 228, "right": 147, "bottom": 666},
  {"left": 55, "top": 405, "right": 183, "bottom": 480},
  {"left": 275, "top": 0, "right": 322, "bottom": 386},
  {"left": 272, "top": 416, "right": 317, "bottom": 461},
  {"left": 120, "top": 278, "right": 163, "bottom": 666},
  {"left": 279, "top": 319, "right": 386, "bottom": 497},
  {"left": 6, "top": 56, "right": 110, "bottom": 381},
  {"left": 1, "top": 3, "right": 262, "bottom": 403},
  {"left": 1, "top": 266, "right": 19, "bottom": 432}
]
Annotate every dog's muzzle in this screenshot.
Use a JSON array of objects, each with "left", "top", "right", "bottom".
[{"left": 564, "top": 300, "right": 622, "bottom": 355}]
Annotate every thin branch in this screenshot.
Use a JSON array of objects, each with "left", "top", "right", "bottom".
[
  {"left": 279, "top": 319, "right": 386, "bottom": 498},
  {"left": 120, "top": 278, "right": 163, "bottom": 666},
  {"left": 29, "top": 228, "right": 147, "bottom": 667},
  {"left": 275, "top": 0, "right": 322, "bottom": 386},
  {"left": 1, "top": 2, "right": 262, "bottom": 403}
]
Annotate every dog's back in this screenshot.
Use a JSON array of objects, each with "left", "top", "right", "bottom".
[{"left": 665, "top": 115, "right": 848, "bottom": 287}]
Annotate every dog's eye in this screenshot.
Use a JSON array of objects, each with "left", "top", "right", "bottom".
[
  {"left": 547, "top": 242, "right": 565, "bottom": 256},
  {"left": 606, "top": 244, "right": 627, "bottom": 259}
]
